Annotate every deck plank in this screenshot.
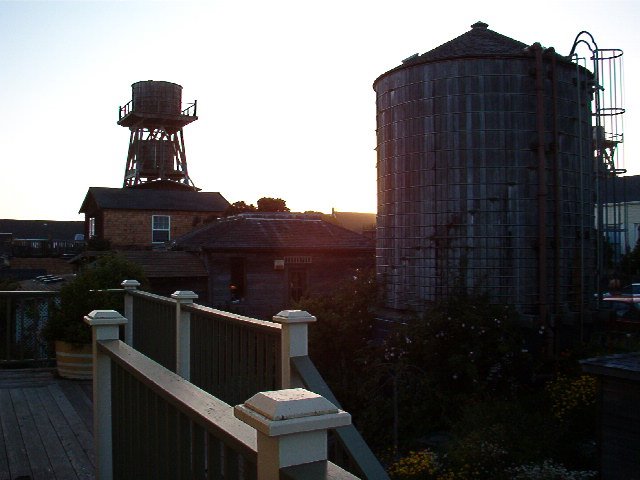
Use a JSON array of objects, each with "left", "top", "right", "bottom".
[
  {"left": 0, "top": 393, "right": 11, "bottom": 480},
  {"left": 10, "top": 388, "right": 55, "bottom": 480},
  {"left": 37, "top": 386, "right": 94, "bottom": 480},
  {"left": 58, "top": 380, "right": 93, "bottom": 433},
  {"left": 48, "top": 383, "right": 95, "bottom": 466},
  {"left": 0, "top": 388, "right": 31, "bottom": 479},
  {"left": 0, "top": 369, "right": 95, "bottom": 480},
  {"left": 23, "top": 387, "right": 79, "bottom": 480}
]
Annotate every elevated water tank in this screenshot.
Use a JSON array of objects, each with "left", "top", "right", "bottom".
[
  {"left": 136, "top": 140, "right": 178, "bottom": 178},
  {"left": 132, "top": 80, "right": 182, "bottom": 115},
  {"left": 373, "top": 22, "right": 595, "bottom": 318}
]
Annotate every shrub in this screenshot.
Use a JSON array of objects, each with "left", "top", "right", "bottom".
[
  {"left": 393, "top": 295, "right": 532, "bottom": 407},
  {"left": 43, "top": 254, "right": 146, "bottom": 344},
  {"left": 387, "top": 450, "right": 444, "bottom": 480},
  {"left": 546, "top": 374, "right": 597, "bottom": 422}
]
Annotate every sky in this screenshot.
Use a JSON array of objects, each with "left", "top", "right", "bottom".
[{"left": 1, "top": 0, "right": 639, "bottom": 221}]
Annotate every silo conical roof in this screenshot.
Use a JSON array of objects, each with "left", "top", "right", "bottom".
[
  {"left": 416, "top": 21, "right": 529, "bottom": 61},
  {"left": 375, "top": 22, "right": 539, "bottom": 86}
]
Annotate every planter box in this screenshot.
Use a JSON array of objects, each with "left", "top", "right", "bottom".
[{"left": 55, "top": 340, "right": 92, "bottom": 380}]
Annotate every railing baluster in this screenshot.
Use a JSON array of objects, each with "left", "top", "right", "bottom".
[
  {"left": 207, "top": 432, "right": 223, "bottom": 480},
  {"left": 224, "top": 445, "right": 240, "bottom": 480},
  {"left": 179, "top": 413, "right": 191, "bottom": 479},
  {"left": 192, "top": 422, "right": 205, "bottom": 480},
  {"left": 167, "top": 404, "right": 178, "bottom": 479}
]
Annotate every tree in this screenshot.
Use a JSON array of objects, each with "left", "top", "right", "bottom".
[
  {"left": 257, "top": 197, "right": 289, "bottom": 212},
  {"left": 224, "top": 201, "right": 256, "bottom": 217}
]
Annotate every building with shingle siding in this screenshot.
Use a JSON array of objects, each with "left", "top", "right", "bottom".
[
  {"left": 172, "top": 213, "right": 375, "bottom": 319},
  {"left": 79, "top": 184, "right": 229, "bottom": 249}
]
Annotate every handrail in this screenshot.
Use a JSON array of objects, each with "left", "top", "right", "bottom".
[
  {"left": 181, "top": 100, "right": 197, "bottom": 117},
  {"left": 99, "top": 339, "right": 257, "bottom": 456},
  {"left": 130, "top": 288, "right": 176, "bottom": 307},
  {"left": 98, "top": 338, "right": 258, "bottom": 478},
  {"left": 119, "top": 100, "right": 132, "bottom": 120},
  {"left": 185, "top": 302, "right": 282, "bottom": 334}
]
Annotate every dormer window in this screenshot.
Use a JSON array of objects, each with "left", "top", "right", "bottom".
[{"left": 152, "top": 215, "right": 170, "bottom": 243}]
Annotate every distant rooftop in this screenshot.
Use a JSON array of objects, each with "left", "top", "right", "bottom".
[
  {"left": 173, "top": 212, "right": 374, "bottom": 251},
  {"left": 0, "top": 219, "right": 84, "bottom": 241},
  {"left": 79, "top": 187, "right": 229, "bottom": 213}
]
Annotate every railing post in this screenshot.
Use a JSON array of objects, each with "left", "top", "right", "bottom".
[
  {"left": 273, "top": 310, "right": 316, "bottom": 389},
  {"left": 171, "top": 290, "right": 198, "bottom": 381},
  {"left": 121, "top": 279, "right": 140, "bottom": 346},
  {"left": 235, "top": 388, "right": 351, "bottom": 479},
  {"left": 84, "top": 310, "right": 128, "bottom": 480}
]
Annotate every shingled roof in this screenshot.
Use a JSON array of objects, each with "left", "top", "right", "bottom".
[
  {"left": 79, "top": 187, "right": 229, "bottom": 213},
  {"left": 173, "top": 213, "right": 374, "bottom": 251},
  {"left": 375, "top": 21, "right": 572, "bottom": 85},
  {"left": 0, "top": 219, "right": 84, "bottom": 241},
  {"left": 416, "top": 21, "right": 529, "bottom": 62}
]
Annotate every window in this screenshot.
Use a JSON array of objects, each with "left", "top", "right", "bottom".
[
  {"left": 88, "top": 217, "right": 96, "bottom": 238},
  {"left": 152, "top": 215, "right": 170, "bottom": 243}
]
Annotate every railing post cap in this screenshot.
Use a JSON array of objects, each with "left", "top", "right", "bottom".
[
  {"left": 83, "top": 309, "right": 128, "bottom": 326},
  {"left": 234, "top": 388, "right": 350, "bottom": 437},
  {"left": 272, "top": 310, "right": 316, "bottom": 324},
  {"left": 171, "top": 290, "right": 199, "bottom": 301},
  {"left": 121, "top": 279, "right": 141, "bottom": 290}
]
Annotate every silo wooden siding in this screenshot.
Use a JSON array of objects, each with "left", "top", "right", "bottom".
[{"left": 375, "top": 56, "right": 595, "bottom": 315}]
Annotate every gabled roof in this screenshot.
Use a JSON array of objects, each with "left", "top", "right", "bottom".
[
  {"left": 79, "top": 187, "right": 229, "bottom": 213},
  {"left": 0, "top": 219, "right": 84, "bottom": 241},
  {"left": 173, "top": 213, "right": 374, "bottom": 252}
]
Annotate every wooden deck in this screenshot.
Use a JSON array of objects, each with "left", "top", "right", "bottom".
[{"left": 0, "top": 369, "right": 94, "bottom": 480}]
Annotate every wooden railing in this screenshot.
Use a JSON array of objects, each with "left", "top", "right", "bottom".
[
  {"left": 119, "top": 282, "right": 388, "bottom": 479},
  {"left": 86, "top": 310, "right": 357, "bottom": 479},
  {"left": 103, "top": 339, "right": 257, "bottom": 479},
  {"left": 0, "top": 290, "right": 59, "bottom": 365},
  {"left": 187, "top": 303, "right": 282, "bottom": 406},
  {"left": 130, "top": 291, "right": 177, "bottom": 371}
]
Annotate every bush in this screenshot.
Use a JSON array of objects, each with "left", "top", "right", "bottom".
[
  {"left": 43, "top": 254, "right": 146, "bottom": 344},
  {"left": 387, "top": 450, "right": 443, "bottom": 479},
  {"left": 393, "top": 295, "right": 532, "bottom": 408}
]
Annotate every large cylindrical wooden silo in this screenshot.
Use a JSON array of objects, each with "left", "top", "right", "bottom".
[{"left": 373, "top": 22, "right": 595, "bottom": 321}]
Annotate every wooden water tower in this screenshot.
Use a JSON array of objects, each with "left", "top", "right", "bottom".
[{"left": 118, "top": 80, "right": 198, "bottom": 189}]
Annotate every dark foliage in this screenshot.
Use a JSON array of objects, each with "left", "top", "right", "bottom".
[
  {"left": 256, "top": 197, "right": 289, "bottom": 212},
  {"left": 224, "top": 200, "right": 257, "bottom": 217},
  {"left": 42, "top": 254, "right": 147, "bottom": 344}
]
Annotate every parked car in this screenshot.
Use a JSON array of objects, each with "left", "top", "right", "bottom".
[
  {"left": 595, "top": 283, "right": 640, "bottom": 298},
  {"left": 602, "top": 296, "right": 640, "bottom": 323}
]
